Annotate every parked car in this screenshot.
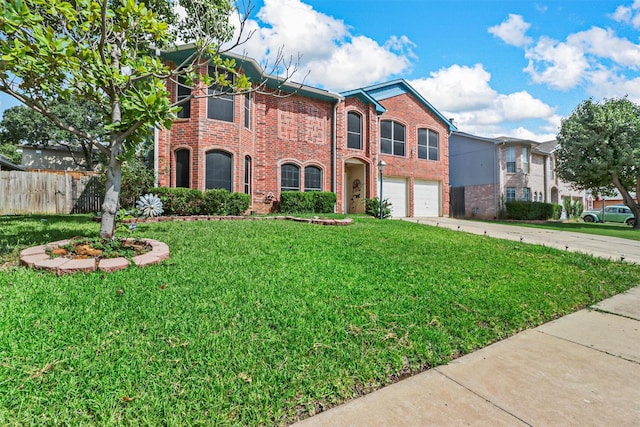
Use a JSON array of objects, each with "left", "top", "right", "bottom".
[{"left": 580, "top": 204, "right": 636, "bottom": 226}]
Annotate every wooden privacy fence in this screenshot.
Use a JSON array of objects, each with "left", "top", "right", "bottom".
[{"left": 0, "top": 170, "right": 104, "bottom": 215}]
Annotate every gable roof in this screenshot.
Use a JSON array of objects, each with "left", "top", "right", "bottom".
[
  {"left": 341, "top": 80, "right": 457, "bottom": 133},
  {"left": 160, "top": 45, "right": 343, "bottom": 103}
]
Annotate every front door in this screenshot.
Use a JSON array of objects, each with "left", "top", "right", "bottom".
[{"left": 345, "top": 163, "right": 366, "bottom": 214}]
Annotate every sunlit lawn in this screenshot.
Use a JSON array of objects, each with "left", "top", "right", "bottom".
[{"left": 1, "top": 215, "right": 639, "bottom": 425}]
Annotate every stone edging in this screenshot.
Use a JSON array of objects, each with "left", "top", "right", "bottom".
[
  {"left": 20, "top": 238, "right": 170, "bottom": 275},
  {"left": 121, "top": 215, "right": 354, "bottom": 226}
]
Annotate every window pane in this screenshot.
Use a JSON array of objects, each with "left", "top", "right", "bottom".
[
  {"left": 418, "top": 145, "right": 428, "bottom": 159},
  {"left": 380, "top": 137, "right": 392, "bottom": 154},
  {"left": 393, "top": 122, "right": 405, "bottom": 141},
  {"left": 175, "top": 149, "right": 190, "bottom": 188},
  {"left": 281, "top": 164, "right": 300, "bottom": 191},
  {"left": 380, "top": 120, "right": 392, "bottom": 139},
  {"left": 207, "top": 67, "right": 234, "bottom": 122},
  {"left": 304, "top": 166, "right": 322, "bottom": 191},
  {"left": 244, "top": 94, "right": 250, "bottom": 129},
  {"left": 347, "top": 112, "right": 361, "bottom": 149},
  {"left": 394, "top": 140, "right": 405, "bottom": 157},
  {"left": 177, "top": 76, "right": 191, "bottom": 119},
  {"left": 347, "top": 112, "right": 361, "bottom": 133},
  {"left": 348, "top": 133, "right": 361, "bottom": 149},
  {"left": 205, "top": 150, "right": 232, "bottom": 191},
  {"left": 244, "top": 155, "right": 251, "bottom": 194},
  {"left": 428, "top": 130, "right": 438, "bottom": 160}
]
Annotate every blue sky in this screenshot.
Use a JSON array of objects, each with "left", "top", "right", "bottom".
[
  {"left": 231, "top": 0, "right": 640, "bottom": 140},
  {"left": 2, "top": 0, "right": 639, "bottom": 141}
]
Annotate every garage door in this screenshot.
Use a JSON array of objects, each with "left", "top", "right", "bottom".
[
  {"left": 382, "top": 177, "right": 407, "bottom": 217},
  {"left": 414, "top": 180, "right": 440, "bottom": 217}
]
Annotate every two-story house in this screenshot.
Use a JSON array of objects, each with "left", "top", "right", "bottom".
[
  {"left": 155, "top": 46, "right": 456, "bottom": 217},
  {"left": 449, "top": 131, "right": 584, "bottom": 219}
]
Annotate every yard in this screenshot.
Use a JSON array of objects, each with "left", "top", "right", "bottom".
[
  {"left": 484, "top": 219, "right": 640, "bottom": 241},
  {"left": 1, "top": 215, "right": 640, "bottom": 425}
]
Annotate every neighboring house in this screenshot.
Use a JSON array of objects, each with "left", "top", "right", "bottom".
[
  {"left": 0, "top": 154, "right": 25, "bottom": 171},
  {"left": 449, "top": 131, "right": 585, "bottom": 219},
  {"left": 156, "top": 46, "right": 456, "bottom": 217},
  {"left": 21, "top": 145, "right": 90, "bottom": 171}
]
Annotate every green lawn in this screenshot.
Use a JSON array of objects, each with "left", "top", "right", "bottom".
[
  {"left": 483, "top": 219, "right": 640, "bottom": 241},
  {"left": 2, "top": 215, "right": 640, "bottom": 425}
]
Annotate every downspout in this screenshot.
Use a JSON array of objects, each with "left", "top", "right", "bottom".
[
  {"left": 332, "top": 99, "right": 339, "bottom": 212},
  {"left": 494, "top": 142, "right": 498, "bottom": 218},
  {"left": 154, "top": 125, "right": 159, "bottom": 188}
]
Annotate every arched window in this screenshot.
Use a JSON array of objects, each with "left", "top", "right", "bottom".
[
  {"left": 244, "top": 155, "right": 251, "bottom": 194},
  {"left": 205, "top": 150, "right": 232, "bottom": 191},
  {"left": 304, "top": 166, "right": 322, "bottom": 191},
  {"left": 281, "top": 163, "right": 300, "bottom": 191},
  {"left": 380, "top": 120, "right": 405, "bottom": 156},
  {"left": 175, "top": 149, "right": 190, "bottom": 188},
  {"left": 347, "top": 111, "right": 362, "bottom": 149}
]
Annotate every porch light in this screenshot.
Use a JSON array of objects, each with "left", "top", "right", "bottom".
[{"left": 378, "top": 159, "right": 386, "bottom": 219}]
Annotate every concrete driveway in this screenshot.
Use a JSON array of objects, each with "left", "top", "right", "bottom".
[{"left": 404, "top": 217, "right": 640, "bottom": 264}]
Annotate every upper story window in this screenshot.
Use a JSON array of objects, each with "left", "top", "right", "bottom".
[
  {"left": 175, "top": 148, "right": 190, "bottom": 188},
  {"left": 347, "top": 112, "right": 362, "bottom": 149},
  {"left": 304, "top": 166, "right": 322, "bottom": 191},
  {"left": 506, "top": 146, "right": 516, "bottom": 173},
  {"left": 380, "top": 120, "right": 405, "bottom": 156},
  {"left": 522, "top": 146, "right": 530, "bottom": 174},
  {"left": 244, "top": 93, "right": 251, "bottom": 129},
  {"left": 207, "top": 67, "right": 234, "bottom": 122},
  {"left": 281, "top": 163, "right": 300, "bottom": 192},
  {"left": 176, "top": 75, "right": 191, "bottom": 119},
  {"left": 418, "top": 128, "right": 439, "bottom": 160}
]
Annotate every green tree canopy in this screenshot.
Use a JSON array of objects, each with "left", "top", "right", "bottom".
[
  {"left": 0, "top": 0, "right": 252, "bottom": 237},
  {"left": 0, "top": 100, "right": 106, "bottom": 170},
  {"left": 556, "top": 97, "right": 640, "bottom": 228}
]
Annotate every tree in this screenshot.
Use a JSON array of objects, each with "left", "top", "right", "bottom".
[
  {"left": 0, "top": 0, "right": 275, "bottom": 238},
  {"left": 0, "top": 101, "right": 106, "bottom": 170},
  {"left": 556, "top": 97, "right": 640, "bottom": 229}
]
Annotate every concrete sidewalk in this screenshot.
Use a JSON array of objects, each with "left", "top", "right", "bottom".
[{"left": 293, "top": 219, "right": 640, "bottom": 426}]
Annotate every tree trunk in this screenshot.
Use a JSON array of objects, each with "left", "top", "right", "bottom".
[{"left": 100, "top": 146, "right": 123, "bottom": 238}]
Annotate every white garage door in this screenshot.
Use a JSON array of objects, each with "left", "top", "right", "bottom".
[
  {"left": 382, "top": 177, "right": 407, "bottom": 217},
  {"left": 414, "top": 180, "right": 440, "bottom": 217}
]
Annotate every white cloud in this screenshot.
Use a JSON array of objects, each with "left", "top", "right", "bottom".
[
  {"left": 611, "top": 0, "right": 640, "bottom": 29},
  {"left": 409, "top": 64, "right": 557, "bottom": 140},
  {"left": 231, "top": 0, "right": 413, "bottom": 90},
  {"left": 488, "top": 14, "right": 533, "bottom": 47},
  {"left": 568, "top": 27, "right": 640, "bottom": 69},
  {"left": 523, "top": 36, "right": 590, "bottom": 90}
]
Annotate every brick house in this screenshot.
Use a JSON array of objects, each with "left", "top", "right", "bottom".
[
  {"left": 449, "top": 131, "right": 585, "bottom": 219},
  {"left": 156, "top": 46, "right": 456, "bottom": 217}
]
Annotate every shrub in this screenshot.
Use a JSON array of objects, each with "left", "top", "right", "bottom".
[
  {"left": 202, "top": 189, "right": 228, "bottom": 215},
  {"left": 311, "top": 192, "right": 336, "bottom": 214},
  {"left": 226, "top": 193, "right": 251, "bottom": 215},
  {"left": 552, "top": 203, "right": 563, "bottom": 220},
  {"left": 365, "top": 197, "right": 392, "bottom": 219},
  {"left": 152, "top": 187, "right": 203, "bottom": 216},
  {"left": 505, "top": 201, "right": 554, "bottom": 220},
  {"left": 279, "top": 191, "right": 313, "bottom": 214}
]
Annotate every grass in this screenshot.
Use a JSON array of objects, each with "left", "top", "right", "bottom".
[
  {"left": 482, "top": 219, "right": 640, "bottom": 241},
  {"left": 1, "top": 215, "right": 640, "bottom": 425}
]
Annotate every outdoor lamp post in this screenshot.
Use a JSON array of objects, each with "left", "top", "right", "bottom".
[{"left": 378, "top": 159, "right": 386, "bottom": 219}]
